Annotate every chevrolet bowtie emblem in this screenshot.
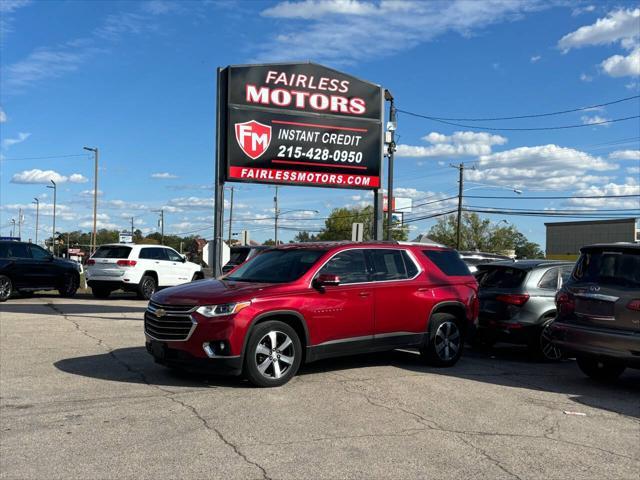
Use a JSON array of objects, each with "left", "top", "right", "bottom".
[{"left": 155, "top": 308, "right": 166, "bottom": 318}]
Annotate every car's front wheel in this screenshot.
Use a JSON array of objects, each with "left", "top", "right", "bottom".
[
  {"left": 59, "top": 274, "right": 79, "bottom": 298},
  {"left": 0, "top": 275, "right": 12, "bottom": 302},
  {"left": 530, "top": 320, "right": 563, "bottom": 361},
  {"left": 421, "top": 313, "right": 464, "bottom": 367},
  {"left": 576, "top": 356, "right": 626, "bottom": 382},
  {"left": 244, "top": 320, "right": 302, "bottom": 387}
]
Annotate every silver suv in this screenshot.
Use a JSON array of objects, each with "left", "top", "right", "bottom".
[{"left": 474, "top": 260, "right": 574, "bottom": 360}]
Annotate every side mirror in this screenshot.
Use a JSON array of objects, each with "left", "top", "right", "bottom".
[
  {"left": 181, "top": 255, "right": 186, "bottom": 263},
  {"left": 313, "top": 274, "right": 340, "bottom": 288}
]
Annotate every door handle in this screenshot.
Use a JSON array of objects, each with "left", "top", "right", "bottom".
[
  {"left": 155, "top": 261, "right": 160, "bottom": 264},
  {"left": 417, "top": 287, "right": 430, "bottom": 292},
  {"left": 359, "top": 291, "right": 370, "bottom": 297}
]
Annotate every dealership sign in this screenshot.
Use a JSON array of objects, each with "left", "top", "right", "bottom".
[{"left": 218, "top": 63, "right": 383, "bottom": 190}]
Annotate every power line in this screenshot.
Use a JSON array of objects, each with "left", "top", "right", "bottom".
[
  {"left": 396, "top": 110, "right": 640, "bottom": 131},
  {"left": 1, "top": 154, "right": 90, "bottom": 161},
  {"left": 465, "top": 194, "right": 640, "bottom": 200},
  {"left": 412, "top": 94, "right": 640, "bottom": 121}
]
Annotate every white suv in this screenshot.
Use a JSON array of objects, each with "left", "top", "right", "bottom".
[{"left": 86, "top": 244, "right": 203, "bottom": 300}]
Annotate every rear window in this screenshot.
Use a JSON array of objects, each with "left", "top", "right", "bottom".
[
  {"left": 477, "top": 266, "right": 527, "bottom": 288},
  {"left": 573, "top": 249, "right": 640, "bottom": 288},
  {"left": 92, "top": 246, "right": 132, "bottom": 259},
  {"left": 423, "top": 250, "right": 471, "bottom": 276}
]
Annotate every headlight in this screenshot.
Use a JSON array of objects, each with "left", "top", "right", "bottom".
[{"left": 196, "top": 301, "right": 251, "bottom": 318}]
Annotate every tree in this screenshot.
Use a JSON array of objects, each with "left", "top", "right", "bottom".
[
  {"left": 293, "top": 230, "right": 319, "bottom": 242},
  {"left": 263, "top": 239, "right": 276, "bottom": 246},
  {"left": 427, "top": 213, "right": 543, "bottom": 258},
  {"left": 317, "top": 205, "right": 408, "bottom": 241}
]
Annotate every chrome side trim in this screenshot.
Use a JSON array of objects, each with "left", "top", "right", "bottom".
[
  {"left": 314, "top": 335, "right": 373, "bottom": 347},
  {"left": 373, "top": 331, "right": 419, "bottom": 339},
  {"left": 575, "top": 293, "right": 620, "bottom": 302}
]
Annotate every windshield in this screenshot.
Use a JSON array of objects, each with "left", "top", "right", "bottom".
[
  {"left": 226, "top": 249, "right": 326, "bottom": 283},
  {"left": 572, "top": 250, "right": 640, "bottom": 287}
]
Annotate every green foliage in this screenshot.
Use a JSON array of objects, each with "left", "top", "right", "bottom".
[
  {"left": 293, "top": 230, "right": 319, "bottom": 242},
  {"left": 315, "top": 205, "right": 408, "bottom": 241},
  {"left": 427, "top": 213, "right": 543, "bottom": 258}
]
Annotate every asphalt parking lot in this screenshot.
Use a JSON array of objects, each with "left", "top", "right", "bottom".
[{"left": 1, "top": 294, "right": 639, "bottom": 479}]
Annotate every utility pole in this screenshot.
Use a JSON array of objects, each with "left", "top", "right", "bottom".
[
  {"left": 83, "top": 147, "right": 99, "bottom": 254},
  {"left": 33, "top": 198, "right": 39, "bottom": 244},
  {"left": 384, "top": 90, "right": 396, "bottom": 241},
  {"left": 47, "top": 180, "right": 57, "bottom": 255},
  {"left": 131, "top": 216, "right": 134, "bottom": 238},
  {"left": 451, "top": 163, "right": 465, "bottom": 250},
  {"left": 10, "top": 219, "right": 15, "bottom": 238},
  {"left": 227, "top": 186, "right": 234, "bottom": 244},
  {"left": 273, "top": 186, "right": 279, "bottom": 245},
  {"left": 18, "top": 208, "right": 22, "bottom": 239},
  {"left": 156, "top": 209, "right": 164, "bottom": 245}
]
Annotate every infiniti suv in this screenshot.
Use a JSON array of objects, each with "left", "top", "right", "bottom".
[{"left": 144, "top": 242, "right": 479, "bottom": 387}]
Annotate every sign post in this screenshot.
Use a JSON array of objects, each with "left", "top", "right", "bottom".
[{"left": 213, "top": 62, "right": 385, "bottom": 275}]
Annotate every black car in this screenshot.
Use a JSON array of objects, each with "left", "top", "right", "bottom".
[
  {"left": 550, "top": 243, "right": 640, "bottom": 380},
  {"left": 0, "top": 241, "right": 80, "bottom": 301}
]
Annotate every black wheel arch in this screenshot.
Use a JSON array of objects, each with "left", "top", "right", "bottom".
[
  {"left": 142, "top": 271, "right": 158, "bottom": 283},
  {"left": 242, "top": 310, "right": 310, "bottom": 362},
  {"left": 429, "top": 301, "right": 469, "bottom": 333}
]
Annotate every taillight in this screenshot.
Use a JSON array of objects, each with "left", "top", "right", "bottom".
[
  {"left": 556, "top": 291, "right": 575, "bottom": 316},
  {"left": 87, "top": 259, "right": 95, "bottom": 265},
  {"left": 627, "top": 299, "right": 640, "bottom": 311},
  {"left": 116, "top": 260, "right": 137, "bottom": 267},
  {"left": 496, "top": 294, "right": 530, "bottom": 306}
]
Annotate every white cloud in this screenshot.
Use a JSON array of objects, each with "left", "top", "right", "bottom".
[
  {"left": 80, "top": 189, "right": 104, "bottom": 197},
  {"left": 151, "top": 172, "right": 178, "bottom": 179},
  {"left": 601, "top": 47, "right": 640, "bottom": 77},
  {"left": 10, "top": 168, "right": 87, "bottom": 184},
  {"left": 167, "top": 196, "right": 214, "bottom": 210},
  {"left": 559, "top": 8, "right": 639, "bottom": 51},
  {"left": 2, "top": 132, "right": 30, "bottom": 148},
  {"left": 0, "top": 107, "right": 6, "bottom": 123},
  {"left": 626, "top": 81, "right": 639, "bottom": 90},
  {"left": 580, "top": 73, "right": 593, "bottom": 82},
  {"left": 397, "top": 130, "right": 507, "bottom": 158},
  {"left": 559, "top": 8, "right": 640, "bottom": 79},
  {"left": 566, "top": 178, "right": 640, "bottom": 209},
  {"left": 0, "top": 0, "right": 31, "bottom": 41},
  {"left": 79, "top": 220, "right": 120, "bottom": 230},
  {"left": 255, "top": 0, "right": 549, "bottom": 64},
  {"left": 530, "top": 55, "right": 541, "bottom": 63},
  {"left": 572, "top": 5, "right": 595, "bottom": 17},
  {"left": 627, "top": 166, "right": 640, "bottom": 174},
  {"left": 467, "top": 144, "right": 618, "bottom": 191},
  {"left": 609, "top": 150, "right": 640, "bottom": 160},
  {"left": 581, "top": 114, "right": 611, "bottom": 126}
]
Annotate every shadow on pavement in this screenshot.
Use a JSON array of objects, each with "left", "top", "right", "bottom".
[
  {"left": 54, "top": 344, "right": 640, "bottom": 417},
  {"left": 0, "top": 302, "right": 146, "bottom": 320}
]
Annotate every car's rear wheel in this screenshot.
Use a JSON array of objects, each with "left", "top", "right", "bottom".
[
  {"left": 576, "top": 356, "right": 626, "bottom": 382},
  {"left": 0, "top": 275, "right": 12, "bottom": 302},
  {"left": 530, "top": 320, "right": 563, "bottom": 361},
  {"left": 59, "top": 274, "right": 79, "bottom": 298},
  {"left": 421, "top": 313, "right": 464, "bottom": 367},
  {"left": 244, "top": 320, "right": 302, "bottom": 387},
  {"left": 92, "top": 287, "right": 112, "bottom": 299},
  {"left": 137, "top": 275, "right": 157, "bottom": 300}
]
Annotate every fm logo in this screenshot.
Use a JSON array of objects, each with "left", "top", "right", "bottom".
[{"left": 235, "top": 120, "right": 271, "bottom": 160}]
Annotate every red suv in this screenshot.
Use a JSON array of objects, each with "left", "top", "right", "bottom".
[{"left": 145, "top": 242, "right": 479, "bottom": 387}]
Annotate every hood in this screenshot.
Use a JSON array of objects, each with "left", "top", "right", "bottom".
[{"left": 151, "top": 279, "right": 276, "bottom": 306}]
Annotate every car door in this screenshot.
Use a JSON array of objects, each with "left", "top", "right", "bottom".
[
  {"left": 28, "top": 244, "right": 59, "bottom": 289},
  {"left": 165, "top": 248, "right": 191, "bottom": 284},
  {"left": 367, "top": 249, "right": 430, "bottom": 347},
  {"left": 3, "top": 243, "right": 33, "bottom": 289},
  {"left": 149, "top": 248, "right": 171, "bottom": 286},
  {"left": 307, "top": 249, "right": 374, "bottom": 352}
]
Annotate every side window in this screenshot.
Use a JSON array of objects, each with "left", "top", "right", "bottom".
[
  {"left": 166, "top": 249, "right": 182, "bottom": 262},
  {"left": 369, "top": 249, "right": 408, "bottom": 281},
  {"left": 30, "top": 245, "right": 51, "bottom": 260},
  {"left": 139, "top": 248, "right": 167, "bottom": 260},
  {"left": 538, "top": 268, "right": 559, "bottom": 290},
  {"left": 6, "top": 243, "right": 30, "bottom": 258},
  {"left": 139, "top": 248, "right": 152, "bottom": 260},
  {"left": 318, "top": 250, "right": 369, "bottom": 284},
  {"left": 422, "top": 249, "right": 471, "bottom": 276},
  {"left": 154, "top": 248, "right": 169, "bottom": 261}
]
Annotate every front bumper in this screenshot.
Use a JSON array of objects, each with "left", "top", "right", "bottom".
[
  {"left": 146, "top": 340, "right": 243, "bottom": 376},
  {"left": 549, "top": 321, "right": 640, "bottom": 367}
]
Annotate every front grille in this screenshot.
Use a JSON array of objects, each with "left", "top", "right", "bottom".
[{"left": 144, "top": 301, "right": 197, "bottom": 341}]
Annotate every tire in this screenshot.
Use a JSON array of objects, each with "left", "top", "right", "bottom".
[
  {"left": 59, "top": 274, "right": 79, "bottom": 298},
  {"left": 137, "top": 275, "right": 157, "bottom": 300},
  {"left": 92, "top": 287, "right": 112, "bottom": 299},
  {"left": 576, "top": 356, "right": 626, "bottom": 382},
  {"left": 420, "top": 313, "right": 464, "bottom": 367},
  {"left": 0, "top": 275, "right": 12, "bottom": 302},
  {"left": 529, "top": 320, "right": 563, "bottom": 362},
  {"left": 244, "top": 320, "right": 302, "bottom": 387}
]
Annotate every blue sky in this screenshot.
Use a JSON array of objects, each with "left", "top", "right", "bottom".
[{"left": 1, "top": 0, "right": 639, "bottom": 248}]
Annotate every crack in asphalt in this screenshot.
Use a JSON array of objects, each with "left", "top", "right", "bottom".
[{"left": 46, "top": 302, "right": 271, "bottom": 480}]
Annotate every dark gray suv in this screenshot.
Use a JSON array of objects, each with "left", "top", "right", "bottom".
[
  {"left": 549, "top": 243, "right": 640, "bottom": 381},
  {"left": 474, "top": 260, "right": 574, "bottom": 360}
]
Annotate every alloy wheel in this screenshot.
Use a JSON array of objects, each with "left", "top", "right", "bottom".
[
  {"left": 142, "top": 278, "right": 156, "bottom": 298},
  {"left": 0, "top": 277, "right": 11, "bottom": 300},
  {"left": 434, "top": 321, "right": 460, "bottom": 362},
  {"left": 255, "top": 330, "right": 295, "bottom": 380},
  {"left": 540, "top": 324, "right": 562, "bottom": 361}
]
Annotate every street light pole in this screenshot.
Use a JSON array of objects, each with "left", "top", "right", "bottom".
[
  {"left": 227, "top": 186, "right": 234, "bottom": 244},
  {"left": 47, "top": 180, "right": 57, "bottom": 255},
  {"left": 18, "top": 208, "right": 22, "bottom": 240},
  {"left": 273, "top": 186, "right": 279, "bottom": 245},
  {"left": 154, "top": 209, "right": 164, "bottom": 244},
  {"left": 83, "top": 147, "right": 99, "bottom": 254},
  {"left": 384, "top": 90, "right": 396, "bottom": 241},
  {"left": 33, "top": 198, "right": 39, "bottom": 244},
  {"left": 10, "top": 219, "right": 15, "bottom": 238}
]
